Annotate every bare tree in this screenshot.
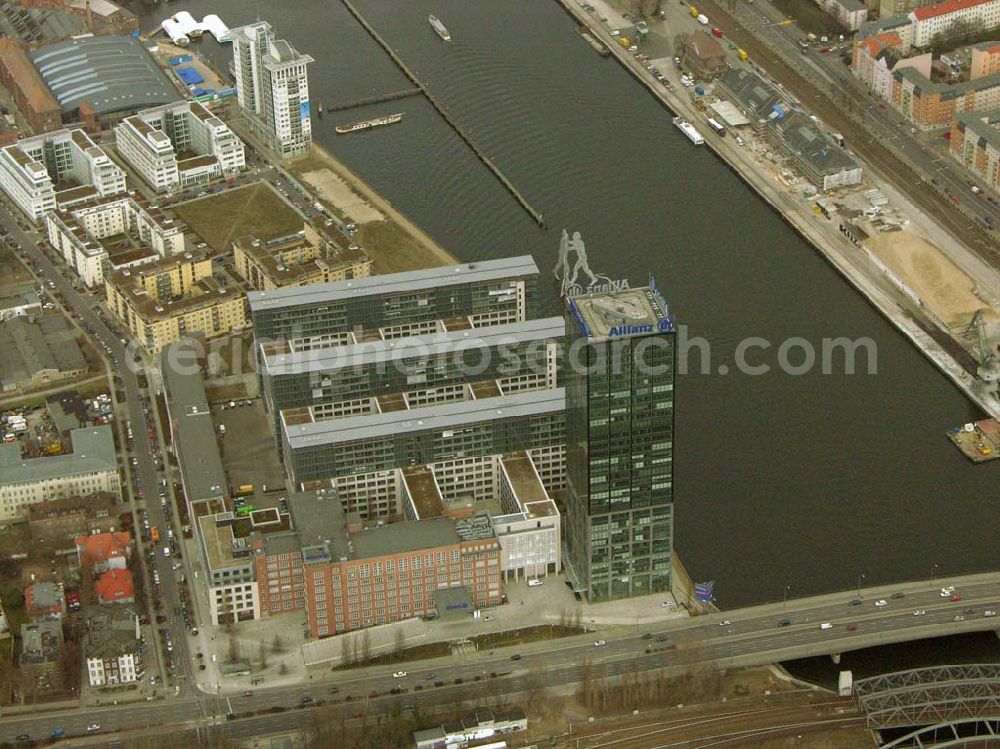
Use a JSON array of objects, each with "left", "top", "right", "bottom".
[
  {"left": 272, "top": 633, "right": 284, "bottom": 654},
  {"left": 257, "top": 640, "right": 267, "bottom": 669},
  {"left": 361, "top": 630, "right": 371, "bottom": 663},
  {"left": 393, "top": 628, "right": 405, "bottom": 657},
  {"left": 227, "top": 632, "right": 239, "bottom": 663}
]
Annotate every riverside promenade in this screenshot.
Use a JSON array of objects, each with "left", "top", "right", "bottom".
[{"left": 559, "top": 0, "right": 1000, "bottom": 420}]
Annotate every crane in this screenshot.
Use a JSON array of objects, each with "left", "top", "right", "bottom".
[{"left": 965, "top": 310, "right": 1000, "bottom": 388}]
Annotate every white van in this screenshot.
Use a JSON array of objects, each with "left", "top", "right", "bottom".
[{"left": 820, "top": 622, "right": 833, "bottom": 630}]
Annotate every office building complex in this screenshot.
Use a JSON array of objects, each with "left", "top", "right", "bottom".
[
  {"left": 230, "top": 21, "right": 313, "bottom": 158},
  {"left": 248, "top": 256, "right": 539, "bottom": 350},
  {"left": 232, "top": 218, "right": 372, "bottom": 292},
  {"left": 105, "top": 251, "right": 247, "bottom": 352},
  {"left": 0, "top": 426, "right": 120, "bottom": 522},
  {"left": 115, "top": 100, "right": 246, "bottom": 193},
  {"left": 0, "top": 129, "right": 125, "bottom": 221},
  {"left": 46, "top": 193, "right": 187, "bottom": 288},
  {"left": 563, "top": 279, "right": 676, "bottom": 602}
]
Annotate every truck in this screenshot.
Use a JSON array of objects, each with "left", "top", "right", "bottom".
[
  {"left": 737, "top": 48, "right": 749, "bottom": 61},
  {"left": 151, "top": 526, "right": 160, "bottom": 544},
  {"left": 618, "top": 36, "right": 630, "bottom": 48},
  {"left": 689, "top": 6, "right": 699, "bottom": 17},
  {"left": 838, "top": 670, "right": 853, "bottom": 697}
]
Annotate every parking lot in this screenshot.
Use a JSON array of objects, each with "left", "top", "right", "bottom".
[{"left": 213, "top": 397, "right": 287, "bottom": 493}]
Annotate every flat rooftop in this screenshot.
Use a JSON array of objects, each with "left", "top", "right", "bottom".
[
  {"left": 247, "top": 255, "right": 538, "bottom": 312},
  {"left": 261, "top": 317, "right": 564, "bottom": 376},
  {"left": 283, "top": 388, "right": 565, "bottom": 450},
  {"left": 568, "top": 281, "right": 673, "bottom": 340},
  {"left": 161, "top": 343, "right": 227, "bottom": 503},
  {"left": 0, "top": 425, "right": 115, "bottom": 486}
]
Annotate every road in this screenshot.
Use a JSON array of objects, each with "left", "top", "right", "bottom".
[
  {"left": 0, "top": 204, "right": 197, "bottom": 698},
  {"left": 709, "top": 0, "right": 1000, "bottom": 264},
  {"left": 1, "top": 573, "right": 997, "bottom": 743}
]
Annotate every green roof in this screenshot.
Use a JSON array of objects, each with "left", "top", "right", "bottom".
[{"left": 0, "top": 425, "right": 116, "bottom": 486}]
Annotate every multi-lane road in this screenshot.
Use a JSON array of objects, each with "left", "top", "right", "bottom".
[{"left": 1, "top": 572, "right": 998, "bottom": 743}]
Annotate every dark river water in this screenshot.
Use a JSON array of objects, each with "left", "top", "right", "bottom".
[{"left": 133, "top": 0, "right": 999, "bottom": 609}]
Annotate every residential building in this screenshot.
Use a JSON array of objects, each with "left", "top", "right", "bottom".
[
  {"left": 76, "top": 532, "right": 132, "bottom": 572},
  {"left": 25, "top": 581, "right": 65, "bottom": 619},
  {"left": 0, "top": 283, "right": 42, "bottom": 321},
  {"left": 115, "top": 101, "right": 246, "bottom": 193},
  {"left": 880, "top": 0, "right": 936, "bottom": 16},
  {"left": 971, "top": 40, "right": 1000, "bottom": 77},
  {"left": 910, "top": 0, "right": 1000, "bottom": 48},
  {"left": 27, "top": 492, "right": 119, "bottom": 544},
  {"left": 232, "top": 219, "right": 372, "bottom": 292},
  {"left": 85, "top": 606, "right": 143, "bottom": 688},
  {"left": 562, "top": 279, "right": 676, "bottom": 602},
  {"left": 766, "top": 113, "right": 864, "bottom": 189},
  {"left": 0, "top": 38, "right": 61, "bottom": 135},
  {"left": 893, "top": 67, "right": 1000, "bottom": 127},
  {"left": 0, "top": 425, "right": 120, "bottom": 522},
  {"left": 855, "top": 16, "right": 916, "bottom": 53},
  {"left": 950, "top": 107, "right": 1000, "bottom": 187},
  {"left": 46, "top": 193, "right": 186, "bottom": 289},
  {"left": 852, "top": 32, "right": 932, "bottom": 98},
  {"left": 230, "top": 22, "right": 313, "bottom": 158},
  {"left": 819, "top": 0, "right": 870, "bottom": 30},
  {"left": 0, "top": 315, "right": 87, "bottom": 392},
  {"left": 0, "top": 129, "right": 125, "bottom": 221},
  {"left": 95, "top": 568, "right": 135, "bottom": 604},
  {"left": 105, "top": 251, "right": 248, "bottom": 352},
  {"left": 248, "top": 256, "right": 539, "bottom": 350}
]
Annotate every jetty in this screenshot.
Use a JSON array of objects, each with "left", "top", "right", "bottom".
[
  {"left": 325, "top": 88, "right": 422, "bottom": 113},
  {"left": 338, "top": 0, "right": 545, "bottom": 228}
]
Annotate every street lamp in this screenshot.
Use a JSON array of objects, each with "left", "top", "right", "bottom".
[
  {"left": 782, "top": 585, "right": 791, "bottom": 610},
  {"left": 856, "top": 572, "right": 867, "bottom": 599},
  {"left": 931, "top": 562, "right": 939, "bottom": 583}
]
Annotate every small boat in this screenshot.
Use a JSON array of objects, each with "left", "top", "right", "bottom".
[
  {"left": 335, "top": 113, "right": 404, "bottom": 135},
  {"left": 429, "top": 14, "right": 451, "bottom": 42},
  {"left": 673, "top": 116, "right": 704, "bottom": 145}
]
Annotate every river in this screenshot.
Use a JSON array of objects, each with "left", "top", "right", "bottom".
[{"left": 133, "top": 0, "right": 999, "bottom": 608}]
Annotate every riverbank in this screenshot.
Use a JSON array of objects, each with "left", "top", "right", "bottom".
[
  {"left": 559, "top": 0, "right": 1000, "bottom": 420},
  {"left": 288, "top": 144, "right": 458, "bottom": 274}
]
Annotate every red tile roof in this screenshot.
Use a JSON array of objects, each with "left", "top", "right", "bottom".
[
  {"left": 76, "top": 531, "right": 132, "bottom": 564},
  {"left": 913, "top": 0, "right": 992, "bottom": 21},
  {"left": 96, "top": 569, "right": 134, "bottom": 603}
]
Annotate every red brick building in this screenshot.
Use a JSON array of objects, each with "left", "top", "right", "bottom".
[{"left": 0, "top": 38, "right": 61, "bottom": 135}]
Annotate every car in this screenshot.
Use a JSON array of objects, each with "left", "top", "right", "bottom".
[
  {"left": 874, "top": 599, "right": 888, "bottom": 608},
  {"left": 661, "top": 600, "right": 676, "bottom": 608},
  {"left": 891, "top": 592, "right": 905, "bottom": 599},
  {"left": 329, "top": 686, "right": 340, "bottom": 694},
  {"left": 483, "top": 615, "right": 495, "bottom": 622},
  {"left": 655, "top": 634, "right": 670, "bottom": 643},
  {"left": 846, "top": 624, "right": 858, "bottom": 631},
  {"left": 940, "top": 587, "right": 955, "bottom": 597},
  {"left": 849, "top": 599, "right": 863, "bottom": 606},
  {"left": 392, "top": 671, "right": 407, "bottom": 678},
  {"left": 628, "top": 45, "right": 638, "bottom": 53},
  {"left": 610, "top": 29, "right": 620, "bottom": 35},
  {"left": 641, "top": 633, "right": 654, "bottom": 640},
  {"left": 299, "top": 696, "right": 315, "bottom": 705},
  {"left": 16, "top": 735, "right": 29, "bottom": 741},
  {"left": 985, "top": 610, "right": 997, "bottom": 617},
  {"left": 913, "top": 609, "right": 926, "bottom": 616},
  {"left": 86, "top": 724, "right": 101, "bottom": 732},
  {"left": 820, "top": 622, "right": 832, "bottom": 630},
  {"left": 242, "top": 690, "right": 253, "bottom": 697},
  {"left": 510, "top": 654, "right": 522, "bottom": 661},
  {"left": 971, "top": 185, "right": 982, "bottom": 194},
  {"left": 593, "top": 640, "right": 607, "bottom": 647},
  {"left": 527, "top": 578, "right": 543, "bottom": 587},
  {"left": 950, "top": 594, "right": 962, "bottom": 602},
  {"left": 777, "top": 619, "right": 791, "bottom": 627},
  {"left": 954, "top": 615, "right": 966, "bottom": 622},
  {"left": 718, "top": 619, "right": 731, "bottom": 626}
]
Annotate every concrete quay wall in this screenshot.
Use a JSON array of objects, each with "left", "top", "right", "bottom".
[{"left": 557, "top": 0, "right": 1000, "bottom": 420}]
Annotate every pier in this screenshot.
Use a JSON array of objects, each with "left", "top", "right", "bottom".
[
  {"left": 324, "top": 87, "right": 422, "bottom": 113},
  {"left": 338, "top": 0, "right": 545, "bottom": 228}
]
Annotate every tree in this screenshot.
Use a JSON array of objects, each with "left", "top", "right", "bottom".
[
  {"left": 272, "top": 633, "right": 284, "bottom": 654},
  {"left": 227, "top": 632, "right": 239, "bottom": 663},
  {"left": 361, "top": 630, "right": 371, "bottom": 663},
  {"left": 393, "top": 628, "right": 405, "bottom": 657},
  {"left": 257, "top": 640, "right": 267, "bottom": 669}
]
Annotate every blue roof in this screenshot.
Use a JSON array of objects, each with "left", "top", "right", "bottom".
[{"left": 30, "top": 35, "right": 175, "bottom": 116}]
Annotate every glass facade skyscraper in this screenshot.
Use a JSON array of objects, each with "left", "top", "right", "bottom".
[{"left": 563, "top": 280, "right": 675, "bottom": 602}]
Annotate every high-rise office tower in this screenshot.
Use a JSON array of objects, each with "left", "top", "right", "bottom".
[
  {"left": 230, "top": 22, "right": 313, "bottom": 158},
  {"left": 563, "top": 275, "right": 676, "bottom": 602}
]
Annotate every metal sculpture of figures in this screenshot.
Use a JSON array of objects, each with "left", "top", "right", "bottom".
[{"left": 555, "top": 229, "right": 608, "bottom": 297}]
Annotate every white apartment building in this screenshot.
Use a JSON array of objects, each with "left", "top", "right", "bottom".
[
  {"left": 910, "top": 0, "right": 1000, "bottom": 48},
  {"left": 231, "top": 22, "right": 313, "bottom": 158},
  {"left": 45, "top": 194, "right": 187, "bottom": 288},
  {"left": 0, "top": 129, "right": 125, "bottom": 221},
  {"left": 0, "top": 426, "right": 120, "bottom": 522},
  {"left": 115, "top": 100, "right": 246, "bottom": 193},
  {"left": 85, "top": 610, "right": 143, "bottom": 688}
]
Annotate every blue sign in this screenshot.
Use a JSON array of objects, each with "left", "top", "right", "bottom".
[{"left": 300, "top": 100, "right": 311, "bottom": 119}]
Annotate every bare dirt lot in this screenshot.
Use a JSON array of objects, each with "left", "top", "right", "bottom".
[{"left": 173, "top": 183, "right": 302, "bottom": 253}]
